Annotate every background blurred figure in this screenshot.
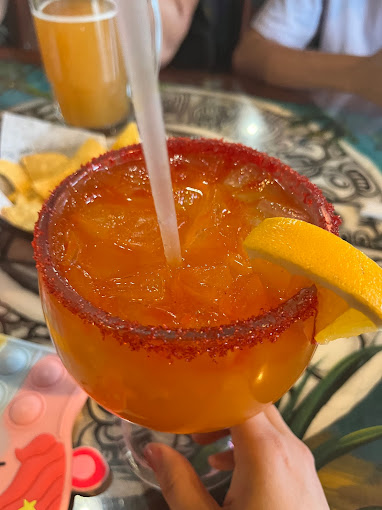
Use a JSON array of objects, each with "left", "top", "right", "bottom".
[
  {"left": 0, "top": 0, "right": 39, "bottom": 55},
  {"left": 0, "top": 0, "right": 8, "bottom": 45},
  {"left": 233, "top": 0, "right": 382, "bottom": 106},
  {"left": 160, "top": 0, "right": 247, "bottom": 71},
  {"left": 0, "top": 0, "right": 7, "bottom": 22},
  {"left": 160, "top": 0, "right": 199, "bottom": 67}
]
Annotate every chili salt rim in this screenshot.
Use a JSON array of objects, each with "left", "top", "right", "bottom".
[{"left": 33, "top": 138, "right": 340, "bottom": 359}]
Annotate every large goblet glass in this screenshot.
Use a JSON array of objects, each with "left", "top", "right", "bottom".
[{"left": 33, "top": 139, "right": 339, "bottom": 488}]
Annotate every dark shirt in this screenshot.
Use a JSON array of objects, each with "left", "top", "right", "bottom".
[{"left": 169, "top": 0, "right": 245, "bottom": 72}]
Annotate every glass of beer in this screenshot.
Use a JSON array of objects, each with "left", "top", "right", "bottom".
[{"left": 29, "top": 0, "right": 161, "bottom": 133}]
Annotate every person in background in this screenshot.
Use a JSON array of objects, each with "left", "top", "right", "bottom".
[
  {"left": 233, "top": 0, "right": 382, "bottom": 106},
  {"left": 160, "top": 0, "right": 199, "bottom": 67},
  {"left": 0, "top": 0, "right": 8, "bottom": 45},
  {"left": 160, "top": 0, "right": 246, "bottom": 72},
  {"left": 0, "top": 0, "right": 7, "bottom": 23},
  {"left": 144, "top": 405, "right": 330, "bottom": 510}
]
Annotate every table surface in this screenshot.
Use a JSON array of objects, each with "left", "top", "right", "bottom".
[{"left": 0, "top": 60, "right": 381, "bottom": 510}]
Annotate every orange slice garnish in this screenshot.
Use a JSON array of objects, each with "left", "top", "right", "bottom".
[{"left": 244, "top": 218, "right": 382, "bottom": 343}]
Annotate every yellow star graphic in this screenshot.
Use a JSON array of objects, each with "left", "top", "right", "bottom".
[{"left": 18, "top": 500, "right": 37, "bottom": 510}]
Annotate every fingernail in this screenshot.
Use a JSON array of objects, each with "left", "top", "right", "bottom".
[{"left": 144, "top": 443, "right": 162, "bottom": 472}]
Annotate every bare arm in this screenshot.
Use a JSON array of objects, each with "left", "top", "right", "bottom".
[
  {"left": 0, "top": 0, "right": 8, "bottom": 24},
  {"left": 232, "top": 29, "right": 382, "bottom": 104},
  {"left": 159, "top": 0, "right": 199, "bottom": 67}
]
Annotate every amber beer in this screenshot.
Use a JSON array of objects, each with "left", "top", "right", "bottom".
[
  {"left": 32, "top": 0, "right": 129, "bottom": 130},
  {"left": 33, "top": 139, "right": 339, "bottom": 434}
]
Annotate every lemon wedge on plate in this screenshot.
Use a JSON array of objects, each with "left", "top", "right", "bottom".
[{"left": 244, "top": 217, "right": 382, "bottom": 343}]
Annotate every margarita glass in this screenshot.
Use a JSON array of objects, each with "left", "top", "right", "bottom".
[{"left": 33, "top": 138, "right": 339, "bottom": 487}]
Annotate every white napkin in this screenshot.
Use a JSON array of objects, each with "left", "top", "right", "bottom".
[{"left": 0, "top": 112, "right": 106, "bottom": 162}]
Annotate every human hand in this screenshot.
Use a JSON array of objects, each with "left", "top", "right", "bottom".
[{"left": 143, "top": 405, "right": 329, "bottom": 510}]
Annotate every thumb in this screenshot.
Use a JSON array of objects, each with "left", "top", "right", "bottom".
[{"left": 144, "top": 443, "right": 220, "bottom": 510}]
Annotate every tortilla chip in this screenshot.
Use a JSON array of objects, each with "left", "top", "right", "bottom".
[
  {"left": 74, "top": 138, "right": 106, "bottom": 165},
  {"left": 2, "top": 192, "right": 43, "bottom": 231},
  {"left": 2, "top": 136, "right": 108, "bottom": 225},
  {"left": 0, "top": 159, "right": 29, "bottom": 194},
  {"left": 112, "top": 122, "right": 140, "bottom": 150},
  {"left": 7, "top": 191, "right": 18, "bottom": 202},
  {"left": 32, "top": 157, "right": 81, "bottom": 200},
  {"left": 31, "top": 176, "right": 57, "bottom": 200},
  {"left": 21, "top": 152, "right": 69, "bottom": 180}
]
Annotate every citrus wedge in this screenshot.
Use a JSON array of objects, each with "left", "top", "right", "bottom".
[{"left": 244, "top": 217, "right": 382, "bottom": 343}]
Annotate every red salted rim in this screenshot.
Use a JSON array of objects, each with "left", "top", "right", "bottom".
[{"left": 33, "top": 138, "right": 340, "bottom": 360}]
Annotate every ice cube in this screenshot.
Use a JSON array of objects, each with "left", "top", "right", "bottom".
[
  {"left": 104, "top": 270, "right": 167, "bottom": 303},
  {"left": 174, "top": 186, "right": 204, "bottom": 210},
  {"left": 256, "top": 199, "right": 311, "bottom": 222},
  {"left": 182, "top": 187, "right": 244, "bottom": 266},
  {"left": 174, "top": 264, "right": 233, "bottom": 308},
  {"left": 224, "top": 164, "right": 270, "bottom": 189}
]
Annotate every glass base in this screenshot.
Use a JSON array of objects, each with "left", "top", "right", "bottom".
[
  {"left": 121, "top": 421, "right": 232, "bottom": 490},
  {"left": 85, "top": 116, "right": 130, "bottom": 137},
  {"left": 50, "top": 100, "right": 130, "bottom": 136}
]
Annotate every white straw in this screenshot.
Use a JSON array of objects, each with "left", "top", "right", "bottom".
[{"left": 115, "top": 0, "right": 182, "bottom": 266}]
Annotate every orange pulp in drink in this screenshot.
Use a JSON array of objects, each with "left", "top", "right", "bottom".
[
  {"left": 34, "top": 139, "right": 339, "bottom": 433},
  {"left": 32, "top": 0, "right": 129, "bottom": 129}
]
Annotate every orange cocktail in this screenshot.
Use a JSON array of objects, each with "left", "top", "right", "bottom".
[
  {"left": 33, "top": 139, "right": 339, "bottom": 434},
  {"left": 32, "top": 0, "right": 129, "bottom": 130}
]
